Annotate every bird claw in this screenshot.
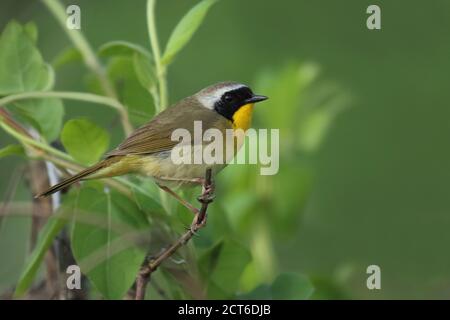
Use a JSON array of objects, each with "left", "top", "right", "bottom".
[
  {"left": 202, "top": 183, "right": 215, "bottom": 196},
  {"left": 191, "top": 212, "right": 208, "bottom": 230},
  {"left": 198, "top": 180, "right": 215, "bottom": 204},
  {"left": 197, "top": 193, "right": 215, "bottom": 204}
]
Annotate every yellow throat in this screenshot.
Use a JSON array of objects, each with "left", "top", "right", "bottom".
[{"left": 232, "top": 103, "right": 254, "bottom": 131}]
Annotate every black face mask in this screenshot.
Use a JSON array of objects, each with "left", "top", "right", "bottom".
[{"left": 214, "top": 86, "right": 254, "bottom": 121}]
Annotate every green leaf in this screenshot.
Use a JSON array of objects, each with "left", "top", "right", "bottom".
[
  {"left": 161, "top": 0, "right": 218, "bottom": 65},
  {"left": 14, "top": 198, "right": 75, "bottom": 297},
  {"left": 13, "top": 98, "right": 64, "bottom": 141},
  {"left": 52, "top": 47, "right": 82, "bottom": 69},
  {"left": 298, "top": 108, "right": 335, "bottom": 152},
  {"left": 0, "top": 21, "right": 52, "bottom": 94},
  {"left": 271, "top": 273, "right": 314, "bottom": 300},
  {"left": 41, "top": 63, "right": 55, "bottom": 91},
  {"left": 0, "top": 208, "right": 32, "bottom": 292},
  {"left": 254, "top": 63, "right": 314, "bottom": 130},
  {"left": 238, "top": 273, "right": 314, "bottom": 300},
  {"left": 133, "top": 52, "right": 156, "bottom": 91},
  {"left": 0, "top": 144, "right": 24, "bottom": 158},
  {"left": 107, "top": 56, "right": 154, "bottom": 126},
  {"left": 71, "top": 187, "right": 148, "bottom": 299},
  {"left": 199, "top": 238, "right": 251, "bottom": 298},
  {"left": 129, "top": 179, "right": 165, "bottom": 217},
  {"left": 61, "top": 119, "right": 110, "bottom": 165},
  {"left": 23, "top": 21, "right": 38, "bottom": 43},
  {"left": 98, "top": 41, "right": 151, "bottom": 58},
  {"left": 84, "top": 57, "right": 155, "bottom": 126},
  {"left": 110, "top": 190, "right": 151, "bottom": 229},
  {"left": 237, "top": 284, "right": 272, "bottom": 300},
  {"left": 298, "top": 86, "right": 350, "bottom": 153},
  {"left": 147, "top": 269, "right": 188, "bottom": 299}
]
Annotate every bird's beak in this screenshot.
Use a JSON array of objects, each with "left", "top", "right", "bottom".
[{"left": 245, "top": 94, "right": 268, "bottom": 104}]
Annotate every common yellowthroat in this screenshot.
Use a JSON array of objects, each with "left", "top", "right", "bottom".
[{"left": 37, "top": 82, "right": 268, "bottom": 207}]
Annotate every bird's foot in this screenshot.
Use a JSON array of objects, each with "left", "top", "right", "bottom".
[
  {"left": 191, "top": 212, "right": 208, "bottom": 233},
  {"left": 199, "top": 177, "right": 215, "bottom": 201}
]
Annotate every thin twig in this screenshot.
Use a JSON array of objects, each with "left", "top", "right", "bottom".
[
  {"left": 134, "top": 168, "right": 213, "bottom": 300},
  {"left": 0, "top": 91, "right": 128, "bottom": 113}
]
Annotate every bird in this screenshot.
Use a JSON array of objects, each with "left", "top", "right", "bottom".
[{"left": 36, "top": 82, "right": 268, "bottom": 220}]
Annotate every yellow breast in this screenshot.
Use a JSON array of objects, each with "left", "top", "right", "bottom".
[{"left": 232, "top": 103, "right": 254, "bottom": 131}]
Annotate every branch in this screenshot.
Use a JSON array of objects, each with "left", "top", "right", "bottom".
[{"left": 135, "top": 168, "right": 213, "bottom": 300}]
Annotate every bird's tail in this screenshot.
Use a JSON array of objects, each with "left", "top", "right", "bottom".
[{"left": 35, "top": 158, "right": 114, "bottom": 198}]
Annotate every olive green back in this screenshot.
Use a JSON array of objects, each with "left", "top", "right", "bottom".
[{"left": 107, "top": 97, "right": 232, "bottom": 157}]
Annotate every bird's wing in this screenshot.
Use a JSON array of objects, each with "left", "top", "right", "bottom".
[{"left": 106, "top": 98, "right": 231, "bottom": 157}]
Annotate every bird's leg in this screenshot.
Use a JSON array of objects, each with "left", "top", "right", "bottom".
[
  {"left": 157, "top": 184, "right": 199, "bottom": 215},
  {"left": 157, "top": 176, "right": 205, "bottom": 186},
  {"left": 195, "top": 170, "right": 215, "bottom": 226},
  {"left": 201, "top": 179, "right": 215, "bottom": 198},
  {"left": 200, "top": 172, "right": 215, "bottom": 201},
  {"left": 191, "top": 211, "right": 208, "bottom": 231},
  {"left": 157, "top": 171, "right": 214, "bottom": 228}
]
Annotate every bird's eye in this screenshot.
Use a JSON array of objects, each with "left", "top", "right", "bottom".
[{"left": 223, "top": 94, "right": 233, "bottom": 103}]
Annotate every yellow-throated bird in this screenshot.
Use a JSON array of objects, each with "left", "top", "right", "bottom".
[{"left": 37, "top": 82, "right": 267, "bottom": 212}]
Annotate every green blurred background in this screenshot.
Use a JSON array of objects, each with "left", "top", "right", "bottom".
[{"left": 1, "top": 0, "right": 450, "bottom": 299}]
